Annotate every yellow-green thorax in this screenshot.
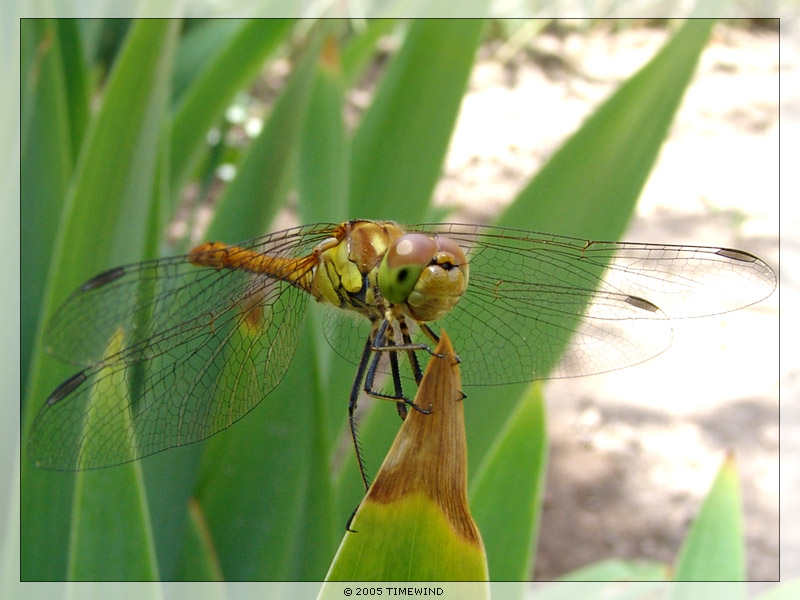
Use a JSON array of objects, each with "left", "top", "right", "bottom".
[{"left": 311, "top": 220, "right": 405, "bottom": 319}]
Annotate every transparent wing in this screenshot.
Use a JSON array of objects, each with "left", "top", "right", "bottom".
[
  {"left": 422, "top": 223, "right": 776, "bottom": 385},
  {"left": 30, "top": 223, "right": 339, "bottom": 470},
  {"left": 323, "top": 222, "right": 776, "bottom": 386},
  {"left": 43, "top": 223, "right": 338, "bottom": 366}
]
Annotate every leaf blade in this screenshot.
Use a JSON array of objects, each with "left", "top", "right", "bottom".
[
  {"left": 673, "top": 456, "right": 745, "bottom": 583},
  {"left": 22, "top": 18, "right": 179, "bottom": 580},
  {"left": 349, "top": 19, "right": 485, "bottom": 221}
]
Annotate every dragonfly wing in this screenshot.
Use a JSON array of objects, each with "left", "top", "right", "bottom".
[
  {"left": 438, "top": 274, "right": 674, "bottom": 384},
  {"left": 321, "top": 305, "right": 372, "bottom": 368},
  {"left": 415, "top": 223, "right": 776, "bottom": 385},
  {"left": 43, "top": 223, "right": 336, "bottom": 366},
  {"left": 31, "top": 274, "right": 311, "bottom": 470},
  {"left": 31, "top": 224, "right": 340, "bottom": 470}
]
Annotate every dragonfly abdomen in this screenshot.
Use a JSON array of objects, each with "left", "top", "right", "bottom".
[{"left": 188, "top": 241, "right": 317, "bottom": 292}]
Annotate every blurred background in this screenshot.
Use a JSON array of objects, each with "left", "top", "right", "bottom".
[{"left": 17, "top": 17, "right": 782, "bottom": 584}]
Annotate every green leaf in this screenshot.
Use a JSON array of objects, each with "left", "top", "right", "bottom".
[
  {"left": 169, "top": 19, "right": 293, "bottom": 205},
  {"left": 192, "top": 323, "right": 337, "bottom": 580},
  {"left": 340, "top": 19, "right": 397, "bottom": 86},
  {"left": 171, "top": 20, "right": 242, "bottom": 104},
  {"left": 20, "top": 20, "right": 75, "bottom": 392},
  {"left": 204, "top": 25, "right": 324, "bottom": 242},
  {"left": 55, "top": 18, "right": 91, "bottom": 157},
  {"left": 673, "top": 456, "right": 745, "bottom": 583},
  {"left": 469, "top": 384, "right": 547, "bottom": 580},
  {"left": 297, "top": 35, "right": 350, "bottom": 224},
  {"left": 67, "top": 330, "right": 158, "bottom": 580},
  {"left": 325, "top": 495, "right": 488, "bottom": 582},
  {"left": 69, "top": 467, "right": 159, "bottom": 579},
  {"left": 349, "top": 19, "right": 485, "bottom": 221},
  {"left": 21, "top": 18, "right": 179, "bottom": 580}
]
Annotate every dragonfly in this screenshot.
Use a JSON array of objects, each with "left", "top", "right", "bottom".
[{"left": 29, "top": 220, "right": 776, "bottom": 487}]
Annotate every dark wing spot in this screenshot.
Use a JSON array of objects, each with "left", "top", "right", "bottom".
[
  {"left": 625, "top": 295, "right": 661, "bottom": 313},
  {"left": 46, "top": 371, "right": 87, "bottom": 405},
  {"left": 716, "top": 248, "right": 758, "bottom": 263},
  {"left": 80, "top": 266, "right": 126, "bottom": 291}
]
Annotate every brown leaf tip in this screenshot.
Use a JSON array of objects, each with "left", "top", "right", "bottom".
[{"left": 366, "top": 330, "right": 481, "bottom": 545}]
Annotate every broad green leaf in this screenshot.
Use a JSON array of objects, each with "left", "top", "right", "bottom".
[
  {"left": 349, "top": 19, "right": 485, "bottom": 221},
  {"left": 20, "top": 20, "right": 75, "bottom": 392},
  {"left": 469, "top": 384, "right": 547, "bottom": 580},
  {"left": 171, "top": 19, "right": 242, "bottom": 105},
  {"left": 68, "top": 330, "right": 158, "bottom": 580},
  {"left": 169, "top": 19, "right": 293, "bottom": 206},
  {"left": 193, "top": 324, "right": 337, "bottom": 580},
  {"left": 80, "top": 19, "right": 132, "bottom": 81},
  {"left": 21, "top": 19, "right": 178, "bottom": 580},
  {"left": 69, "top": 466, "right": 159, "bottom": 579},
  {"left": 298, "top": 35, "right": 350, "bottom": 224},
  {"left": 56, "top": 18, "right": 90, "bottom": 157},
  {"left": 136, "top": 129, "right": 209, "bottom": 582},
  {"left": 673, "top": 456, "right": 745, "bottom": 584}
]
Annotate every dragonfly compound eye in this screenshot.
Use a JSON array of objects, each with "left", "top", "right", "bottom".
[
  {"left": 378, "top": 233, "right": 469, "bottom": 322},
  {"left": 378, "top": 234, "right": 437, "bottom": 305}
]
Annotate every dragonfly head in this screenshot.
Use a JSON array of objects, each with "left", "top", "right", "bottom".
[{"left": 378, "top": 233, "right": 469, "bottom": 322}]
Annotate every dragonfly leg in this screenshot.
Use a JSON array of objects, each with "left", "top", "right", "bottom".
[
  {"left": 386, "top": 326, "right": 408, "bottom": 420},
  {"left": 347, "top": 319, "right": 423, "bottom": 491},
  {"left": 418, "top": 322, "right": 459, "bottom": 363},
  {"left": 349, "top": 333, "right": 376, "bottom": 490},
  {"left": 364, "top": 318, "right": 432, "bottom": 415},
  {"left": 371, "top": 320, "right": 448, "bottom": 362},
  {"left": 345, "top": 502, "right": 361, "bottom": 533},
  {"left": 399, "top": 316, "right": 424, "bottom": 385}
]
